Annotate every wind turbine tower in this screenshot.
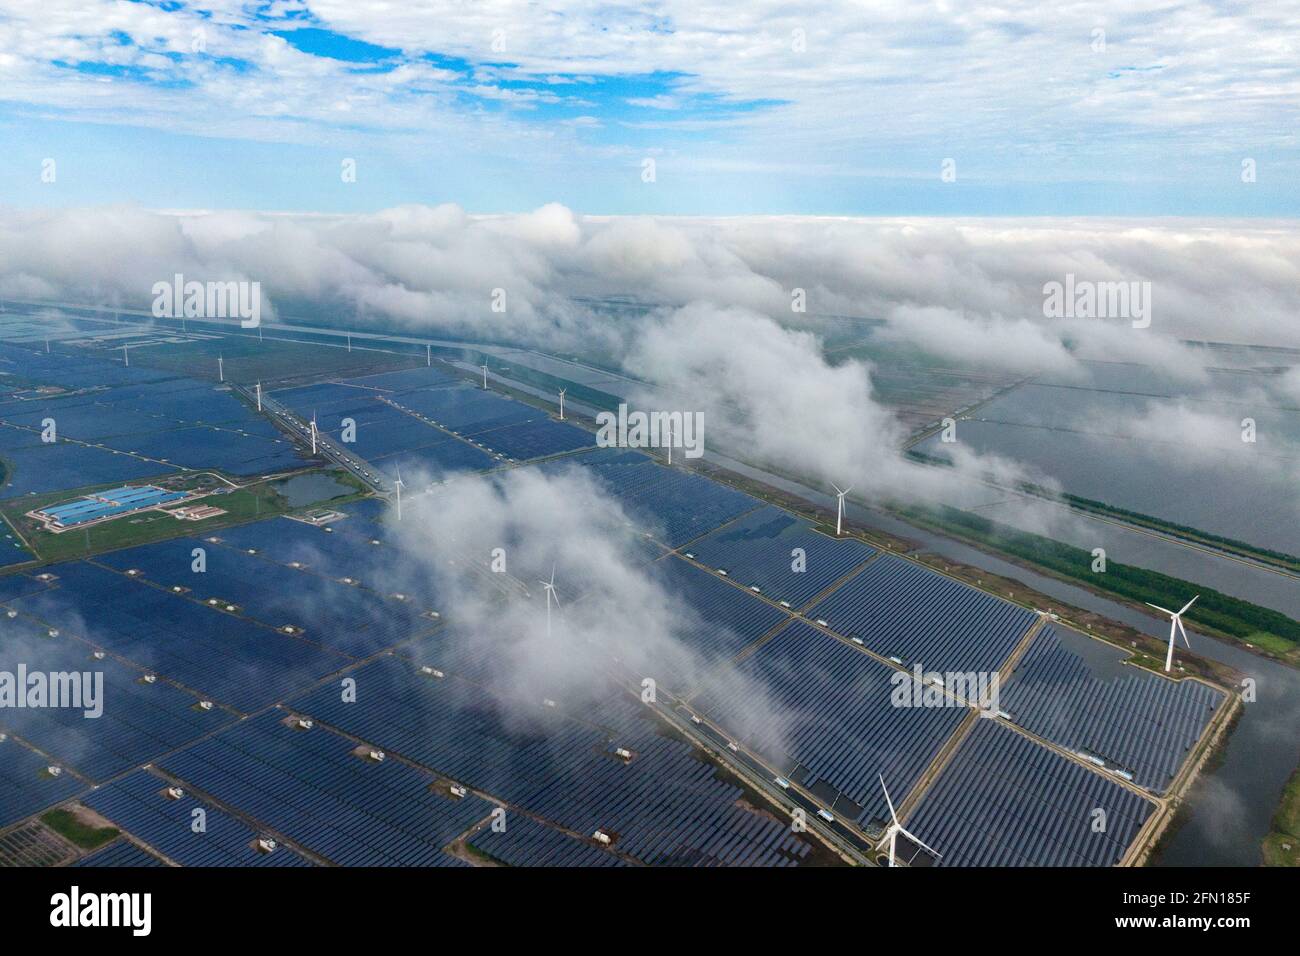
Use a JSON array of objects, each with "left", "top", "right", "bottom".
[
  {"left": 832, "top": 483, "right": 852, "bottom": 536},
  {"left": 539, "top": 566, "right": 560, "bottom": 639},
  {"left": 1145, "top": 595, "right": 1199, "bottom": 672},
  {"left": 879, "top": 774, "right": 941, "bottom": 868}
]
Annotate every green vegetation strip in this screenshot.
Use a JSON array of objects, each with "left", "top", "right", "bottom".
[
  {"left": 41, "top": 808, "right": 119, "bottom": 850},
  {"left": 906, "top": 451, "right": 1300, "bottom": 574},
  {"left": 1262, "top": 766, "right": 1300, "bottom": 867},
  {"left": 1053, "top": 492, "right": 1300, "bottom": 574},
  {"left": 897, "top": 504, "right": 1300, "bottom": 655}
]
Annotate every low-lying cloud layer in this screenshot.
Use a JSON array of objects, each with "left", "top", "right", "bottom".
[
  {"left": 388, "top": 464, "right": 792, "bottom": 738},
  {"left": 6, "top": 206, "right": 1300, "bottom": 350},
  {"left": 3, "top": 204, "right": 1297, "bottom": 516}
]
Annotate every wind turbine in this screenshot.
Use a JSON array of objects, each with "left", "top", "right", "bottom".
[
  {"left": 393, "top": 466, "right": 404, "bottom": 521},
  {"left": 539, "top": 565, "right": 560, "bottom": 639},
  {"left": 426, "top": 344, "right": 431, "bottom": 367},
  {"left": 480, "top": 364, "right": 489, "bottom": 389},
  {"left": 122, "top": 344, "right": 129, "bottom": 367},
  {"left": 832, "top": 483, "right": 852, "bottom": 536},
  {"left": 310, "top": 411, "right": 318, "bottom": 455},
  {"left": 1145, "top": 595, "right": 1198, "bottom": 672},
  {"left": 558, "top": 388, "right": 566, "bottom": 421},
  {"left": 218, "top": 354, "right": 224, "bottom": 382},
  {"left": 255, "top": 381, "right": 262, "bottom": 412},
  {"left": 879, "top": 774, "right": 940, "bottom": 868}
]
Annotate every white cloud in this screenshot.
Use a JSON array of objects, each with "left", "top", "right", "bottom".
[
  {"left": 3, "top": 204, "right": 1297, "bottom": 511},
  {"left": 1, "top": 1, "right": 1297, "bottom": 185}
]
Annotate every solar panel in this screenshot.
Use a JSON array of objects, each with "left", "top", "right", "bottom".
[
  {"left": 1000, "top": 626, "right": 1224, "bottom": 792},
  {"left": 905, "top": 719, "right": 1157, "bottom": 867}
]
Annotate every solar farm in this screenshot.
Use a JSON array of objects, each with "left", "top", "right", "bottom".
[{"left": 0, "top": 310, "right": 1233, "bottom": 868}]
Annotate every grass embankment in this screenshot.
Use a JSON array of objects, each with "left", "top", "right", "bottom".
[
  {"left": 908, "top": 451, "right": 1300, "bottom": 574},
  {"left": 896, "top": 504, "right": 1300, "bottom": 662},
  {"left": 41, "top": 808, "right": 119, "bottom": 850},
  {"left": 1050, "top": 491, "right": 1300, "bottom": 575},
  {"left": 1262, "top": 766, "right": 1300, "bottom": 866}
]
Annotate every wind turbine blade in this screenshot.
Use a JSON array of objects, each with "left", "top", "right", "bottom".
[
  {"left": 1144, "top": 602, "right": 1176, "bottom": 616},
  {"left": 842, "top": 486, "right": 852, "bottom": 496},
  {"left": 1178, "top": 594, "right": 1200, "bottom": 616},
  {"left": 878, "top": 774, "right": 899, "bottom": 824},
  {"left": 898, "top": 826, "right": 941, "bottom": 860},
  {"left": 831, "top": 483, "right": 844, "bottom": 496},
  {"left": 1176, "top": 616, "right": 1191, "bottom": 648}
]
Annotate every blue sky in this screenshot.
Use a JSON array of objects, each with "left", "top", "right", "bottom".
[{"left": 0, "top": 1, "right": 1296, "bottom": 215}]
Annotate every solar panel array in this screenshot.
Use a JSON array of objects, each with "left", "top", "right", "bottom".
[
  {"left": 94, "top": 535, "right": 440, "bottom": 658},
  {"left": 270, "top": 380, "right": 501, "bottom": 476},
  {"left": 520, "top": 728, "right": 812, "bottom": 866},
  {"left": 338, "top": 367, "right": 463, "bottom": 392},
  {"left": 75, "top": 840, "right": 166, "bottom": 867},
  {"left": 0, "top": 736, "right": 84, "bottom": 829},
  {"left": 274, "top": 369, "right": 590, "bottom": 472},
  {"left": 806, "top": 555, "right": 1036, "bottom": 673},
  {"left": 693, "top": 621, "right": 967, "bottom": 826},
  {"left": 0, "top": 437, "right": 171, "bottom": 498},
  {"left": 0, "top": 333, "right": 1210, "bottom": 867},
  {"left": 0, "top": 342, "right": 302, "bottom": 495},
  {"left": 390, "top": 386, "right": 593, "bottom": 461},
  {"left": 391, "top": 387, "right": 536, "bottom": 432},
  {"left": 287, "top": 661, "right": 812, "bottom": 866},
  {"left": 905, "top": 720, "right": 1156, "bottom": 867},
  {"left": 82, "top": 769, "right": 313, "bottom": 867},
  {"left": 0, "top": 517, "right": 31, "bottom": 569},
  {"left": 684, "top": 505, "right": 877, "bottom": 609},
  {"left": 468, "top": 814, "right": 627, "bottom": 867},
  {"left": 461, "top": 418, "right": 593, "bottom": 460},
  {"left": 1001, "top": 626, "right": 1224, "bottom": 792},
  {"left": 5, "top": 562, "right": 349, "bottom": 712},
  {"left": 643, "top": 556, "right": 789, "bottom": 686},
  {"left": 542, "top": 449, "right": 762, "bottom": 547},
  {"left": 157, "top": 713, "right": 482, "bottom": 866},
  {"left": 0, "top": 613, "right": 235, "bottom": 781}
]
